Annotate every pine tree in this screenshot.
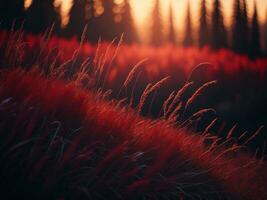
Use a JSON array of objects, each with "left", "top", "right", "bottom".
[
  {"left": 66, "top": 0, "right": 87, "bottom": 38},
  {"left": 44, "top": 0, "right": 61, "bottom": 33},
  {"left": 85, "top": 0, "right": 98, "bottom": 43},
  {"left": 264, "top": 9, "right": 267, "bottom": 55},
  {"left": 0, "top": 0, "right": 25, "bottom": 29},
  {"left": 240, "top": 0, "right": 249, "bottom": 54},
  {"left": 119, "top": 0, "right": 138, "bottom": 43},
  {"left": 183, "top": 2, "right": 193, "bottom": 47},
  {"left": 12, "top": 0, "right": 25, "bottom": 26},
  {"left": 0, "top": 2, "right": 8, "bottom": 24},
  {"left": 250, "top": 3, "right": 262, "bottom": 58},
  {"left": 26, "top": 0, "right": 60, "bottom": 34},
  {"left": 26, "top": 0, "right": 43, "bottom": 33},
  {"left": 97, "top": 0, "right": 117, "bottom": 41},
  {"left": 199, "top": 0, "right": 209, "bottom": 48},
  {"left": 211, "top": 0, "right": 228, "bottom": 49},
  {"left": 168, "top": 3, "right": 176, "bottom": 44},
  {"left": 151, "top": 0, "right": 164, "bottom": 46},
  {"left": 232, "top": 0, "right": 243, "bottom": 53}
]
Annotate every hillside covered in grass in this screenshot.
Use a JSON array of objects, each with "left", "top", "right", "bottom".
[
  {"left": 0, "top": 69, "right": 267, "bottom": 200},
  {"left": 1, "top": 30, "right": 267, "bottom": 134},
  {"left": 0, "top": 29, "right": 267, "bottom": 199}
]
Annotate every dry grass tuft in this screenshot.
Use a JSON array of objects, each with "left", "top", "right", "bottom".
[
  {"left": 185, "top": 80, "right": 217, "bottom": 111},
  {"left": 123, "top": 59, "right": 147, "bottom": 89},
  {"left": 138, "top": 76, "right": 170, "bottom": 114}
]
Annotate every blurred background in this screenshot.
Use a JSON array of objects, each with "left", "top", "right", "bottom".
[{"left": 0, "top": 0, "right": 266, "bottom": 57}]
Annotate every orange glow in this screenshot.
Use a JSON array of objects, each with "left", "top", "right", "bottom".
[
  {"left": 54, "top": 0, "right": 73, "bottom": 27},
  {"left": 131, "top": 0, "right": 267, "bottom": 43},
  {"left": 24, "top": 0, "right": 32, "bottom": 10},
  {"left": 24, "top": 0, "right": 267, "bottom": 40}
]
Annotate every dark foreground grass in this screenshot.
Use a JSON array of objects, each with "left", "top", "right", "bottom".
[{"left": 0, "top": 69, "right": 266, "bottom": 200}]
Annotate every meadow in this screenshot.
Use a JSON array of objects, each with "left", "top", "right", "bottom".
[
  {"left": 0, "top": 29, "right": 267, "bottom": 199},
  {"left": 1, "top": 29, "right": 266, "bottom": 139}
]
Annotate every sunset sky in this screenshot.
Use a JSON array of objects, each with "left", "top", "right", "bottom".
[
  {"left": 25, "top": 0, "right": 267, "bottom": 42},
  {"left": 131, "top": 0, "right": 267, "bottom": 42}
]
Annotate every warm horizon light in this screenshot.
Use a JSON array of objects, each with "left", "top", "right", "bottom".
[
  {"left": 25, "top": 0, "right": 267, "bottom": 43},
  {"left": 131, "top": 0, "right": 267, "bottom": 43}
]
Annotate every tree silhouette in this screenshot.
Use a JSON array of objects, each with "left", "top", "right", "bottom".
[
  {"left": 240, "top": 0, "right": 249, "bottom": 53},
  {"left": 95, "top": 0, "right": 117, "bottom": 41},
  {"left": 265, "top": 11, "right": 267, "bottom": 55},
  {"left": 199, "top": 0, "right": 209, "bottom": 48},
  {"left": 119, "top": 0, "right": 138, "bottom": 43},
  {"left": 211, "top": 0, "right": 228, "bottom": 49},
  {"left": 0, "top": 0, "right": 25, "bottom": 29},
  {"left": 85, "top": 0, "right": 98, "bottom": 43},
  {"left": 0, "top": 2, "right": 8, "bottom": 24},
  {"left": 232, "top": 0, "right": 243, "bottom": 53},
  {"left": 183, "top": 2, "right": 193, "bottom": 47},
  {"left": 66, "top": 0, "right": 87, "bottom": 38},
  {"left": 250, "top": 3, "right": 262, "bottom": 58},
  {"left": 45, "top": 0, "right": 61, "bottom": 33},
  {"left": 168, "top": 3, "right": 176, "bottom": 44},
  {"left": 151, "top": 0, "right": 164, "bottom": 46},
  {"left": 26, "top": 0, "right": 60, "bottom": 34}
]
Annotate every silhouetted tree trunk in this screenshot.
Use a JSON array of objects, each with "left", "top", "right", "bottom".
[
  {"left": 264, "top": 9, "right": 267, "bottom": 55},
  {"left": 0, "top": 2, "right": 8, "bottom": 24},
  {"left": 168, "top": 3, "right": 176, "bottom": 44},
  {"left": 240, "top": 0, "right": 249, "bottom": 54},
  {"left": 151, "top": 0, "right": 164, "bottom": 46},
  {"left": 199, "top": 0, "right": 209, "bottom": 48},
  {"left": 85, "top": 0, "right": 98, "bottom": 43},
  {"left": 0, "top": 0, "right": 25, "bottom": 29},
  {"left": 66, "top": 0, "right": 87, "bottom": 38},
  {"left": 264, "top": 12, "right": 267, "bottom": 55},
  {"left": 211, "top": 0, "right": 228, "bottom": 49},
  {"left": 183, "top": 2, "right": 193, "bottom": 47},
  {"left": 25, "top": 0, "right": 43, "bottom": 33},
  {"left": 250, "top": 3, "right": 262, "bottom": 58},
  {"left": 119, "top": 0, "right": 138, "bottom": 43},
  {"left": 97, "top": 0, "right": 117, "bottom": 41},
  {"left": 232, "top": 0, "right": 243, "bottom": 53},
  {"left": 45, "top": 0, "right": 61, "bottom": 34},
  {"left": 26, "top": 0, "right": 60, "bottom": 34}
]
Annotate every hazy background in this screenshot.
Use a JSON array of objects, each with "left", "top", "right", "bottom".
[{"left": 26, "top": 0, "right": 267, "bottom": 43}]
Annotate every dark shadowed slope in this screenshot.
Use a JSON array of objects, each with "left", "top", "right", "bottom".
[{"left": 0, "top": 70, "right": 266, "bottom": 200}]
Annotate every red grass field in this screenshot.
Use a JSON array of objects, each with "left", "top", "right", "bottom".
[
  {"left": 0, "top": 29, "right": 267, "bottom": 199},
  {"left": 1, "top": 29, "right": 266, "bottom": 134},
  {"left": 1, "top": 30, "right": 267, "bottom": 82},
  {"left": 0, "top": 69, "right": 266, "bottom": 200}
]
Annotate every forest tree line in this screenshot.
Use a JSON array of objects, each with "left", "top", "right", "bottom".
[{"left": 0, "top": 0, "right": 267, "bottom": 58}]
